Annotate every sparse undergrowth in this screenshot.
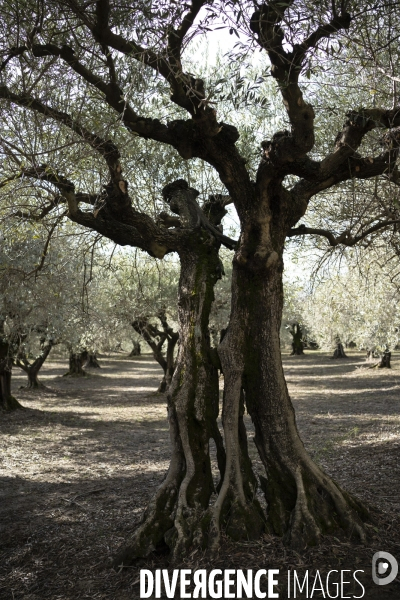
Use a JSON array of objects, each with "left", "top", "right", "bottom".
[{"left": 0, "top": 352, "right": 399, "bottom": 599}]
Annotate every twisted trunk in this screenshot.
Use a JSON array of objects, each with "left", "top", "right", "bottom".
[
  {"left": 131, "top": 317, "right": 178, "bottom": 392},
  {"left": 17, "top": 342, "right": 53, "bottom": 388},
  {"left": 115, "top": 236, "right": 226, "bottom": 565},
  {"left": 222, "top": 244, "right": 368, "bottom": 548},
  {"left": 129, "top": 341, "right": 141, "bottom": 356},
  {"left": 64, "top": 351, "right": 88, "bottom": 376}
]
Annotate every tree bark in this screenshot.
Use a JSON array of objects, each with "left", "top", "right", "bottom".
[
  {"left": 115, "top": 234, "right": 243, "bottom": 565},
  {"left": 0, "top": 335, "right": 23, "bottom": 411},
  {"left": 128, "top": 341, "right": 141, "bottom": 356},
  {"left": 332, "top": 340, "right": 348, "bottom": 359},
  {"left": 221, "top": 251, "right": 368, "bottom": 548},
  {"left": 64, "top": 351, "right": 88, "bottom": 376},
  {"left": 378, "top": 351, "right": 391, "bottom": 368},
  {"left": 16, "top": 341, "right": 53, "bottom": 388},
  {"left": 289, "top": 322, "right": 304, "bottom": 355}
]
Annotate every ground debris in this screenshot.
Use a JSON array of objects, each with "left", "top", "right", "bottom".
[{"left": 0, "top": 353, "right": 399, "bottom": 599}]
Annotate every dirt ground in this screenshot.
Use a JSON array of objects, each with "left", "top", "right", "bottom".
[{"left": 0, "top": 351, "right": 399, "bottom": 599}]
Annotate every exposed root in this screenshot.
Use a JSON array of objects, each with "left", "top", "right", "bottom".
[
  {"left": 113, "top": 476, "right": 182, "bottom": 568},
  {"left": 21, "top": 381, "right": 45, "bottom": 390},
  {"left": 1, "top": 394, "right": 24, "bottom": 411},
  {"left": 264, "top": 458, "right": 368, "bottom": 549}
]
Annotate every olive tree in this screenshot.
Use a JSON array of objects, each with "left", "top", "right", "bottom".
[{"left": 2, "top": 0, "right": 400, "bottom": 559}]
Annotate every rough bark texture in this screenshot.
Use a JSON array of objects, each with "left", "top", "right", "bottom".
[
  {"left": 223, "top": 251, "right": 368, "bottom": 549},
  {"left": 113, "top": 184, "right": 261, "bottom": 566},
  {"left": 114, "top": 236, "right": 224, "bottom": 565}
]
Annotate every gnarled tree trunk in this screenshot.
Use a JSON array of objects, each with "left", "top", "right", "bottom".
[
  {"left": 64, "top": 350, "right": 88, "bottom": 376},
  {"left": 378, "top": 351, "right": 391, "bottom": 368},
  {"left": 114, "top": 180, "right": 261, "bottom": 565},
  {"left": 16, "top": 341, "right": 54, "bottom": 388},
  {"left": 128, "top": 341, "right": 141, "bottom": 356},
  {"left": 221, "top": 245, "right": 368, "bottom": 549},
  {"left": 132, "top": 315, "right": 178, "bottom": 392},
  {"left": 115, "top": 234, "right": 230, "bottom": 565}
]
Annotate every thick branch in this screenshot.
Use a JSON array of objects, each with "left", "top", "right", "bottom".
[
  {"left": 90, "top": 0, "right": 209, "bottom": 116},
  {"left": 2, "top": 165, "right": 178, "bottom": 258},
  {"left": 317, "top": 107, "right": 400, "bottom": 178},
  {"left": 288, "top": 219, "right": 400, "bottom": 247},
  {"left": 290, "top": 131, "right": 400, "bottom": 223},
  {"left": 167, "top": 0, "right": 207, "bottom": 60},
  {"left": 292, "top": 12, "right": 352, "bottom": 67},
  {"left": 68, "top": 205, "right": 176, "bottom": 259},
  {"left": 251, "top": 2, "right": 351, "bottom": 164}
]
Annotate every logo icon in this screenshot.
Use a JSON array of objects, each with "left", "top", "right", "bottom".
[{"left": 372, "top": 551, "right": 398, "bottom": 585}]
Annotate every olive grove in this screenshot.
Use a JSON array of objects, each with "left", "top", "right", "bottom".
[{"left": 1, "top": 0, "right": 400, "bottom": 562}]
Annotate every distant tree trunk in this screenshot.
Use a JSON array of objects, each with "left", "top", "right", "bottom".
[
  {"left": 156, "top": 333, "right": 179, "bottom": 392},
  {"left": 128, "top": 341, "right": 141, "bottom": 356},
  {"left": 16, "top": 341, "right": 54, "bottom": 388},
  {"left": 0, "top": 333, "right": 23, "bottom": 410},
  {"left": 64, "top": 350, "right": 88, "bottom": 376},
  {"left": 289, "top": 322, "right": 304, "bottom": 355},
  {"left": 27, "top": 370, "right": 41, "bottom": 388},
  {"left": 332, "top": 341, "right": 348, "bottom": 358},
  {"left": 0, "top": 358, "right": 22, "bottom": 411},
  {"left": 158, "top": 309, "right": 179, "bottom": 391},
  {"left": 132, "top": 312, "right": 178, "bottom": 392},
  {"left": 378, "top": 351, "right": 391, "bottom": 368},
  {"left": 84, "top": 353, "right": 101, "bottom": 368}
]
